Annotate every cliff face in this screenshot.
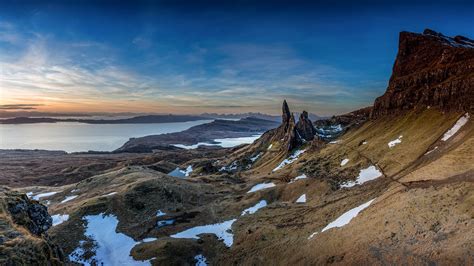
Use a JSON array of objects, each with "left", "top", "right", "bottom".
[{"left": 371, "top": 29, "right": 474, "bottom": 118}]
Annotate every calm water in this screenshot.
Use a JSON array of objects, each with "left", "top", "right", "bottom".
[{"left": 0, "top": 120, "right": 212, "bottom": 153}]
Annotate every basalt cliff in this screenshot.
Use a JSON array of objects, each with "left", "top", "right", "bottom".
[{"left": 372, "top": 29, "right": 474, "bottom": 117}]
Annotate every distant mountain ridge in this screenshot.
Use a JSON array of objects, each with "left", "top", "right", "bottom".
[{"left": 0, "top": 115, "right": 209, "bottom": 124}]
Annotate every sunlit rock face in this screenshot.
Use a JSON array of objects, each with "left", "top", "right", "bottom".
[{"left": 371, "top": 29, "right": 474, "bottom": 118}]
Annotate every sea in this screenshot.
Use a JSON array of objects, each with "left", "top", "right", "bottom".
[{"left": 0, "top": 120, "right": 213, "bottom": 153}]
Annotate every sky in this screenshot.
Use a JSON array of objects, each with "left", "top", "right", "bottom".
[{"left": 0, "top": 0, "right": 473, "bottom": 116}]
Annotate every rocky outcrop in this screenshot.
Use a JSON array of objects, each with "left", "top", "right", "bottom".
[
  {"left": 296, "top": 111, "right": 317, "bottom": 141},
  {"left": 7, "top": 194, "right": 52, "bottom": 235},
  {"left": 0, "top": 187, "right": 65, "bottom": 264},
  {"left": 260, "top": 101, "right": 318, "bottom": 152},
  {"left": 371, "top": 29, "right": 474, "bottom": 118}
]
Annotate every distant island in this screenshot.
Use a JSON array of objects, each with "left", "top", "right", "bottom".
[{"left": 0, "top": 115, "right": 210, "bottom": 124}]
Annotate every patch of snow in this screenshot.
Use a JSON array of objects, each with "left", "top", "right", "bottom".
[
  {"left": 267, "top": 144, "right": 273, "bottom": 150},
  {"left": 308, "top": 199, "right": 376, "bottom": 239},
  {"left": 213, "top": 135, "right": 261, "bottom": 148},
  {"left": 289, "top": 174, "right": 308, "bottom": 183},
  {"left": 171, "top": 198, "right": 269, "bottom": 247},
  {"left": 247, "top": 182, "right": 276, "bottom": 193},
  {"left": 341, "top": 166, "right": 383, "bottom": 188},
  {"left": 329, "top": 140, "right": 340, "bottom": 144},
  {"left": 296, "top": 194, "right": 306, "bottom": 203},
  {"left": 168, "top": 165, "right": 193, "bottom": 178},
  {"left": 273, "top": 149, "right": 306, "bottom": 172},
  {"left": 171, "top": 219, "right": 237, "bottom": 247},
  {"left": 424, "top": 146, "right": 439, "bottom": 155},
  {"left": 71, "top": 189, "right": 79, "bottom": 193},
  {"left": 307, "top": 232, "right": 318, "bottom": 239},
  {"left": 103, "top": 192, "right": 117, "bottom": 197},
  {"left": 219, "top": 161, "right": 238, "bottom": 172},
  {"left": 241, "top": 200, "right": 267, "bottom": 215},
  {"left": 340, "top": 158, "right": 349, "bottom": 166},
  {"left": 250, "top": 152, "right": 262, "bottom": 162},
  {"left": 321, "top": 199, "right": 376, "bottom": 232},
  {"left": 441, "top": 113, "right": 470, "bottom": 141},
  {"left": 26, "top": 192, "right": 34, "bottom": 197},
  {"left": 184, "top": 165, "right": 193, "bottom": 176},
  {"left": 31, "top": 191, "right": 59, "bottom": 201},
  {"left": 172, "top": 135, "right": 261, "bottom": 149},
  {"left": 388, "top": 135, "right": 403, "bottom": 148},
  {"left": 141, "top": 238, "right": 157, "bottom": 243},
  {"left": 68, "top": 213, "right": 149, "bottom": 265},
  {"left": 61, "top": 195, "right": 78, "bottom": 204},
  {"left": 194, "top": 254, "right": 208, "bottom": 266},
  {"left": 52, "top": 214, "right": 69, "bottom": 226},
  {"left": 157, "top": 219, "right": 175, "bottom": 228},
  {"left": 362, "top": 141, "right": 367, "bottom": 145},
  {"left": 156, "top": 210, "right": 166, "bottom": 217}
]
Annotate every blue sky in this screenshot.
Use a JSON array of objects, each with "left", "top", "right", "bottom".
[{"left": 0, "top": 0, "right": 473, "bottom": 115}]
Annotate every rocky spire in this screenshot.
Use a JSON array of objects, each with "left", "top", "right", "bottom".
[
  {"left": 282, "top": 100, "right": 291, "bottom": 124},
  {"left": 295, "top": 110, "right": 317, "bottom": 141}
]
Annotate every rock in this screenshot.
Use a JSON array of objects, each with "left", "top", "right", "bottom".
[
  {"left": 295, "top": 111, "right": 317, "bottom": 141},
  {"left": 282, "top": 100, "right": 292, "bottom": 125},
  {"left": 0, "top": 188, "right": 65, "bottom": 264},
  {"left": 371, "top": 29, "right": 474, "bottom": 118},
  {"left": 7, "top": 194, "right": 52, "bottom": 235}
]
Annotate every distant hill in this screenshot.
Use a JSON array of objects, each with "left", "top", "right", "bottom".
[
  {"left": 0, "top": 115, "right": 210, "bottom": 124},
  {"left": 201, "top": 112, "right": 325, "bottom": 122}
]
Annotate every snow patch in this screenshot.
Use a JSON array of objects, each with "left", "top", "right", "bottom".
[
  {"left": 172, "top": 135, "right": 261, "bottom": 149},
  {"left": 156, "top": 210, "right": 166, "bottom": 217},
  {"left": 168, "top": 165, "right": 193, "bottom": 178},
  {"left": 267, "top": 144, "right": 273, "bottom": 150},
  {"left": 103, "top": 192, "right": 117, "bottom": 197},
  {"left": 308, "top": 199, "right": 376, "bottom": 239},
  {"left": 289, "top": 174, "right": 307, "bottom": 183},
  {"left": 321, "top": 199, "right": 375, "bottom": 232},
  {"left": 157, "top": 219, "right": 175, "bottom": 228},
  {"left": 273, "top": 149, "right": 306, "bottom": 172},
  {"left": 247, "top": 182, "right": 276, "bottom": 193},
  {"left": 441, "top": 113, "right": 470, "bottom": 141},
  {"left": 61, "top": 195, "right": 78, "bottom": 204},
  {"left": 424, "top": 146, "right": 439, "bottom": 155},
  {"left": 30, "top": 191, "right": 59, "bottom": 201},
  {"left": 340, "top": 158, "right": 349, "bottom": 166},
  {"left": 52, "top": 214, "right": 69, "bottom": 226},
  {"left": 220, "top": 161, "right": 238, "bottom": 172},
  {"left": 171, "top": 219, "right": 237, "bottom": 247},
  {"left": 241, "top": 200, "right": 267, "bottom": 215},
  {"left": 329, "top": 140, "right": 340, "bottom": 144},
  {"left": 250, "top": 152, "right": 262, "bottom": 162},
  {"left": 388, "top": 135, "right": 403, "bottom": 148},
  {"left": 296, "top": 194, "right": 306, "bottom": 203},
  {"left": 141, "top": 238, "right": 157, "bottom": 243},
  {"left": 171, "top": 199, "right": 268, "bottom": 247},
  {"left": 194, "top": 254, "right": 208, "bottom": 266},
  {"left": 341, "top": 166, "right": 383, "bottom": 188},
  {"left": 68, "top": 213, "right": 149, "bottom": 265}
]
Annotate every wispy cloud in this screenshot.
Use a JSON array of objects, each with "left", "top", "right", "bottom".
[
  {"left": 0, "top": 104, "right": 44, "bottom": 110},
  {"left": 0, "top": 21, "right": 379, "bottom": 115}
]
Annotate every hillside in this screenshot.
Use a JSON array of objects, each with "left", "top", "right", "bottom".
[{"left": 0, "top": 29, "right": 472, "bottom": 265}]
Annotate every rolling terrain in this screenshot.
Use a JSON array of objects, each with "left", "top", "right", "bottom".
[{"left": 0, "top": 29, "right": 473, "bottom": 265}]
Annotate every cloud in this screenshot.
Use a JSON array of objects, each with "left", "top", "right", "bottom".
[
  {"left": 0, "top": 104, "right": 44, "bottom": 110},
  {"left": 0, "top": 20, "right": 379, "bottom": 115}
]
